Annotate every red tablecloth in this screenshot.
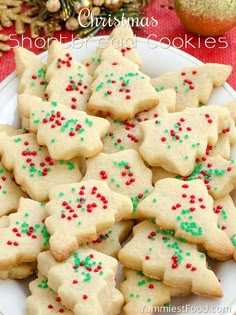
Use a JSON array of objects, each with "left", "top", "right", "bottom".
[{"left": 0, "top": 2, "right": 235, "bottom": 90}]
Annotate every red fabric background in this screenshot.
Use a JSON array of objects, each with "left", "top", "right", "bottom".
[{"left": 0, "top": 1, "right": 235, "bottom": 90}]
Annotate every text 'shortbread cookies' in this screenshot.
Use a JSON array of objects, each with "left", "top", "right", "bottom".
[
  {"left": 102, "top": 89, "right": 176, "bottom": 153},
  {"left": 151, "top": 63, "right": 232, "bottom": 111},
  {"left": 118, "top": 220, "right": 223, "bottom": 298},
  {"left": 82, "top": 149, "right": 153, "bottom": 218},
  {"left": 38, "top": 248, "right": 124, "bottom": 315},
  {"left": 18, "top": 94, "right": 110, "bottom": 160},
  {"left": 139, "top": 105, "right": 231, "bottom": 176},
  {"left": 45, "top": 180, "right": 133, "bottom": 261},
  {"left": 0, "top": 132, "right": 82, "bottom": 201},
  {"left": 45, "top": 40, "right": 92, "bottom": 111},
  {"left": 136, "top": 178, "right": 234, "bottom": 260},
  {"left": 0, "top": 198, "right": 49, "bottom": 270},
  {"left": 88, "top": 46, "right": 159, "bottom": 120}
]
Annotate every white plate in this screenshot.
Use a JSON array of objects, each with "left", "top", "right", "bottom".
[{"left": 0, "top": 37, "right": 236, "bottom": 315}]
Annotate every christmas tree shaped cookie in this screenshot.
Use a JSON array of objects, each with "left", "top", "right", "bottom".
[
  {"left": 151, "top": 63, "right": 232, "bottom": 111},
  {"left": 109, "top": 19, "right": 142, "bottom": 66},
  {"left": 88, "top": 46, "right": 159, "bottom": 120},
  {"left": 38, "top": 248, "right": 124, "bottom": 315},
  {"left": 0, "top": 198, "right": 50, "bottom": 270},
  {"left": 139, "top": 105, "right": 231, "bottom": 176},
  {"left": 0, "top": 262, "right": 37, "bottom": 280},
  {"left": 45, "top": 180, "right": 133, "bottom": 261},
  {"left": 0, "top": 161, "right": 27, "bottom": 217},
  {"left": 177, "top": 155, "right": 236, "bottom": 199},
  {"left": 46, "top": 40, "right": 92, "bottom": 111},
  {"left": 136, "top": 178, "right": 234, "bottom": 260},
  {"left": 214, "top": 195, "right": 236, "bottom": 261},
  {"left": 87, "top": 220, "right": 134, "bottom": 258},
  {"left": 27, "top": 274, "right": 73, "bottom": 315},
  {"left": 118, "top": 220, "right": 223, "bottom": 298},
  {"left": 120, "top": 268, "right": 188, "bottom": 315},
  {"left": 82, "top": 149, "right": 153, "bottom": 218},
  {"left": 0, "top": 132, "right": 82, "bottom": 201},
  {"left": 102, "top": 89, "right": 176, "bottom": 153},
  {"left": 82, "top": 20, "right": 141, "bottom": 76},
  {"left": 14, "top": 47, "right": 47, "bottom": 98},
  {"left": 121, "top": 268, "right": 171, "bottom": 315},
  {"left": 18, "top": 94, "right": 110, "bottom": 160}
]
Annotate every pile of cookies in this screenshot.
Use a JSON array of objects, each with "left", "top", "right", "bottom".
[{"left": 0, "top": 20, "right": 236, "bottom": 315}]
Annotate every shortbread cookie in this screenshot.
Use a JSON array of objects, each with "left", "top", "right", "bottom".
[
  {"left": 0, "top": 262, "right": 37, "bottom": 279},
  {"left": 0, "top": 198, "right": 49, "bottom": 270},
  {"left": 0, "top": 215, "right": 10, "bottom": 228},
  {"left": 139, "top": 105, "right": 231, "bottom": 176},
  {"left": 178, "top": 155, "right": 236, "bottom": 199},
  {"left": 82, "top": 47, "right": 102, "bottom": 77},
  {"left": 82, "top": 149, "right": 153, "bottom": 218},
  {"left": 109, "top": 20, "right": 141, "bottom": 66},
  {"left": 120, "top": 268, "right": 189, "bottom": 315},
  {"left": 0, "top": 161, "right": 27, "bottom": 217},
  {"left": 209, "top": 110, "right": 236, "bottom": 159},
  {"left": 102, "top": 89, "right": 176, "bottom": 153},
  {"left": 225, "top": 100, "right": 236, "bottom": 123},
  {"left": 82, "top": 20, "right": 141, "bottom": 76},
  {"left": 121, "top": 268, "right": 171, "bottom": 315},
  {"left": 27, "top": 274, "right": 73, "bottom": 315},
  {"left": 87, "top": 220, "right": 134, "bottom": 258},
  {"left": 118, "top": 220, "right": 223, "bottom": 298},
  {"left": 18, "top": 94, "right": 110, "bottom": 160},
  {"left": 14, "top": 47, "right": 47, "bottom": 98},
  {"left": 88, "top": 46, "right": 159, "bottom": 120},
  {"left": 46, "top": 40, "right": 92, "bottom": 111},
  {"left": 38, "top": 248, "right": 124, "bottom": 315},
  {"left": 153, "top": 155, "right": 236, "bottom": 200},
  {"left": 45, "top": 180, "right": 133, "bottom": 261},
  {"left": 152, "top": 166, "right": 176, "bottom": 184},
  {"left": 0, "top": 124, "right": 29, "bottom": 136},
  {"left": 0, "top": 132, "right": 82, "bottom": 201},
  {"left": 151, "top": 63, "right": 232, "bottom": 111},
  {"left": 213, "top": 195, "right": 236, "bottom": 261},
  {"left": 136, "top": 178, "right": 234, "bottom": 260}
]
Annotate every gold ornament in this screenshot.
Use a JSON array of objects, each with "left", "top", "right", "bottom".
[
  {"left": 65, "top": 16, "right": 79, "bottom": 30},
  {"left": 104, "top": 0, "right": 123, "bottom": 10},
  {"left": 174, "top": 0, "right": 236, "bottom": 36},
  {"left": 74, "top": 0, "right": 92, "bottom": 12},
  {"left": 46, "top": 0, "right": 61, "bottom": 12},
  {"left": 92, "top": 0, "right": 104, "bottom": 6}
]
